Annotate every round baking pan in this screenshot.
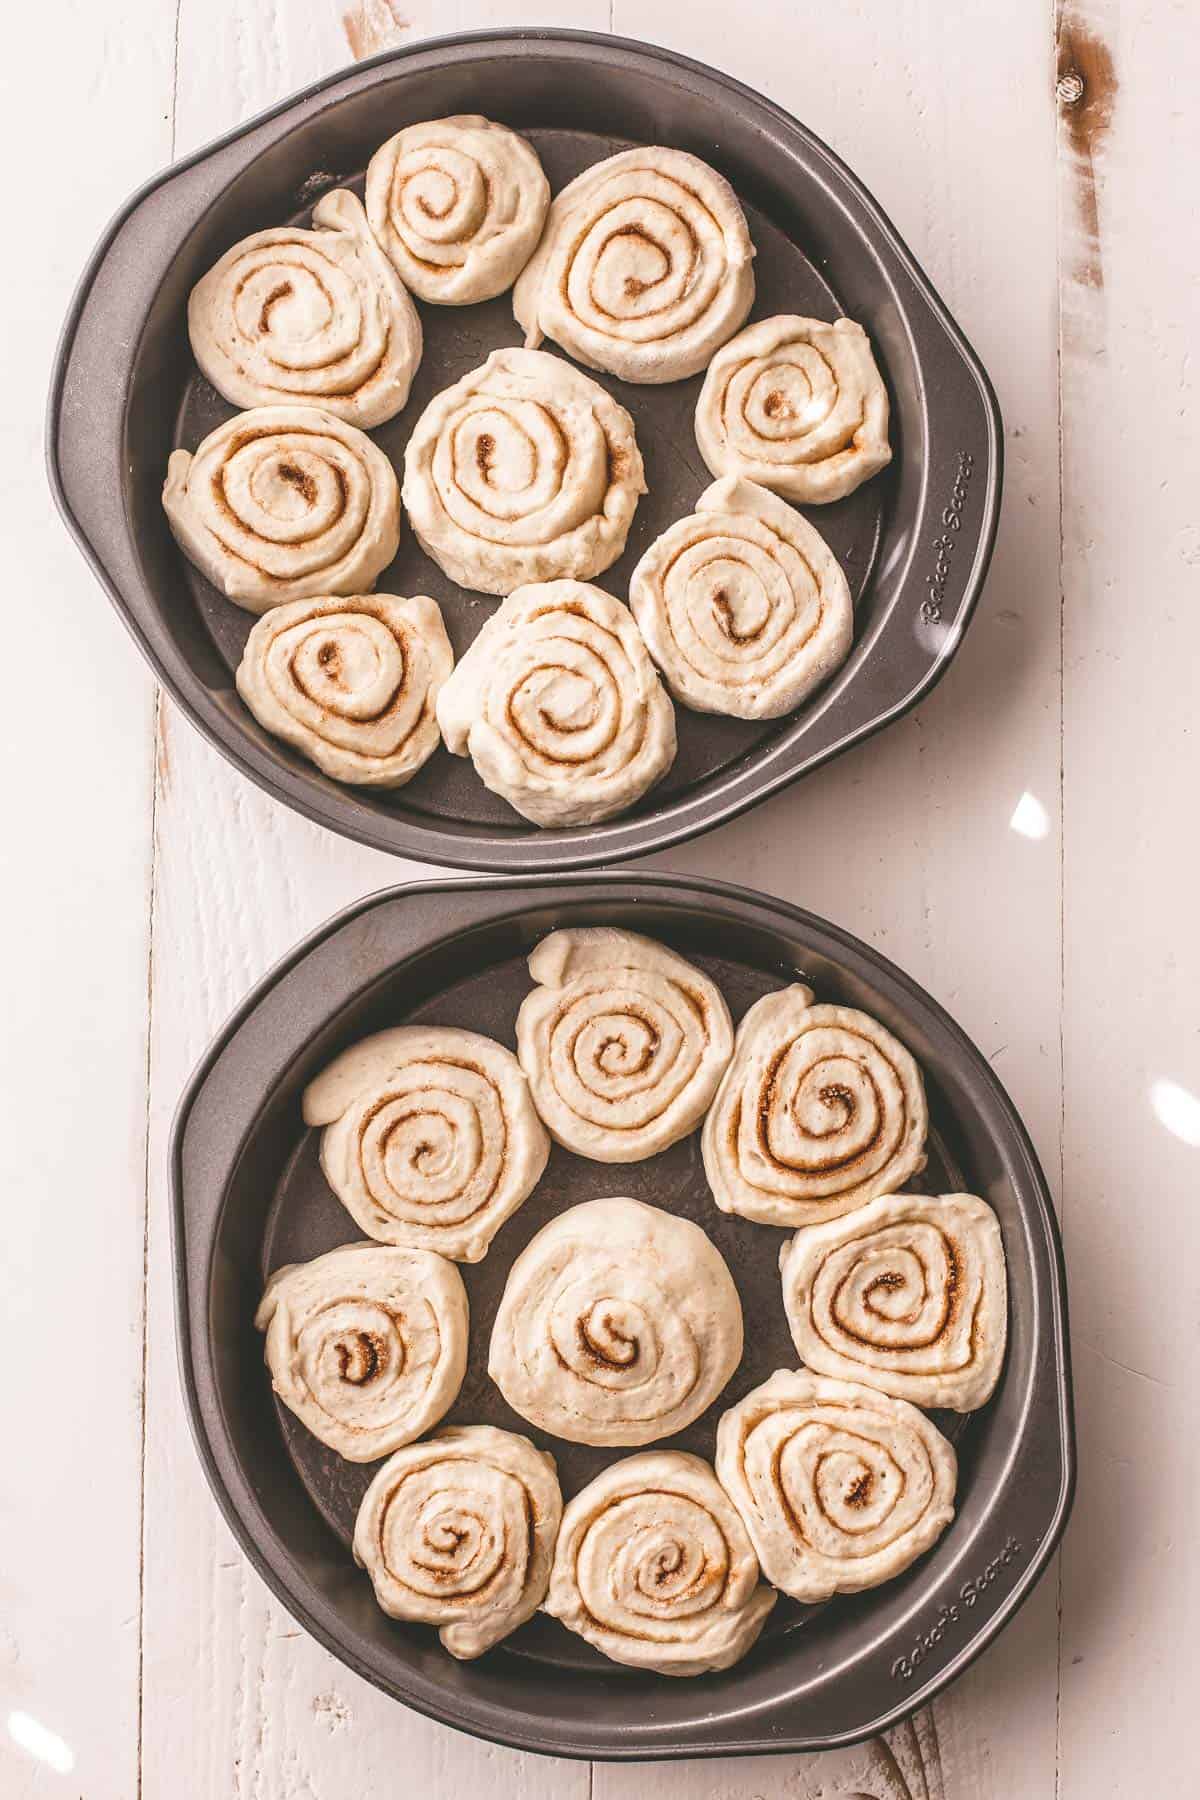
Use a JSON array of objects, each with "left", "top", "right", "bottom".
[
  {"left": 170, "top": 873, "right": 1073, "bottom": 1759},
  {"left": 49, "top": 30, "right": 1001, "bottom": 872}
]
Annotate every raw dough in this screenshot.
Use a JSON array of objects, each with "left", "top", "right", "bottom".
[
  {"left": 302, "top": 1025, "right": 550, "bottom": 1262},
  {"left": 187, "top": 188, "right": 421, "bottom": 426},
  {"left": 514, "top": 147, "right": 755, "bottom": 383},
  {"left": 163, "top": 405, "right": 400, "bottom": 614},
  {"left": 702, "top": 984, "right": 928, "bottom": 1227},
  {"left": 696, "top": 315, "right": 891, "bottom": 502},
  {"left": 435, "top": 580, "right": 676, "bottom": 828},
  {"left": 780, "top": 1191, "right": 1007, "bottom": 1411},
  {"left": 401, "top": 348, "right": 644, "bottom": 595},
  {"left": 488, "top": 1196, "right": 743, "bottom": 1445},
  {"left": 544, "top": 1450, "right": 775, "bottom": 1675},
  {"left": 716, "top": 1370, "right": 956, "bottom": 1602},
  {"left": 515, "top": 927, "right": 733, "bottom": 1160},
  {"left": 629, "top": 475, "right": 853, "bottom": 718},
  {"left": 354, "top": 1425, "right": 562, "bottom": 1657},
  {"left": 255, "top": 1241, "right": 467, "bottom": 1460},
  {"left": 236, "top": 591, "right": 451, "bottom": 786}
]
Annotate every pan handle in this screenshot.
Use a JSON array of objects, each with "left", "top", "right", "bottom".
[
  {"left": 690, "top": 271, "right": 1005, "bottom": 814},
  {"left": 905, "top": 293, "right": 1005, "bottom": 674}
]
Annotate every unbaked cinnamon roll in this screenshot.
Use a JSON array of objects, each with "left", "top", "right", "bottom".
[
  {"left": 488, "top": 1197, "right": 743, "bottom": 1446},
  {"left": 302, "top": 1026, "right": 550, "bottom": 1263},
  {"left": 715, "top": 1370, "right": 957, "bottom": 1602},
  {"left": 187, "top": 188, "right": 421, "bottom": 427},
  {"left": 435, "top": 580, "right": 676, "bottom": 828},
  {"left": 354, "top": 1425, "right": 562, "bottom": 1658},
  {"left": 544, "top": 1450, "right": 775, "bottom": 1675},
  {"left": 365, "top": 115, "right": 549, "bottom": 304},
  {"left": 780, "top": 1192, "right": 1008, "bottom": 1411},
  {"left": 255, "top": 1242, "right": 467, "bottom": 1461},
  {"left": 702, "top": 985, "right": 928, "bottom": 1227},
  {"left": 629, "top": 475, "right": 853, "bottom": 718},
  {"left": 236, "top": 592, "right": 452, "bottom": 786},
  {"left": 163, "top": 405, "right": 400, "bottom": 614},
  {"left": 695, "top": 315, "right": 891, "bottom": 502},
  {"left": 401, "top": 348, "right": 645, "bottom": 595},
  {"left": 515, "top": 927, "right": 733, "bottom": 1160},
  {"left": 513, "top": 147, "right": 755, "bottom": 384}
]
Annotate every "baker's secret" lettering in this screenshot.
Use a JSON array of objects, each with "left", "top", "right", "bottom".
[
  {"left": 890, "top": 1534, "right": 1023, "bottom": 1680},
  {"left": 921, "top": 449, "right": 975, "bottom": 625}
]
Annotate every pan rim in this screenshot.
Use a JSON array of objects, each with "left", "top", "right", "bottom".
[
  {"left": 169, "top": 872, "right": 1074, "bottom": 1760},
  {"left": 47, "top": 28, "right": 1003, "bottom": 873}
]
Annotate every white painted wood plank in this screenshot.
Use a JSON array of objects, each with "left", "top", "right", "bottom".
[
  {"left": 0, "top": 4, "right": 174, "bottom": 1797},
  {"left": 173, "top": 0, "right": 345, "bottom": 132},
  {"left": 36, "top": 1, "right": 1200, "bottom": 1797},
  {"left": 18, "top": 0, "right": 1200, "bottom": 1793},
  {"left": 612, "top": 2, "right": 1065, "bottom": 1797},
  {"left": 139, "top": 7, "right": 596, "bottom": 1797},
  {"left": 1057, "top": 1, "right": 1200, "bottom": 1794},
  {"left": 148, "top": 78, "right": 413, "bottom": 1798},
  {"left": 344, "top": 0, "right": 610, "bottom": 54},
  {"left": 139, "top": 4, "right": 1065, "bottom": 1798}
]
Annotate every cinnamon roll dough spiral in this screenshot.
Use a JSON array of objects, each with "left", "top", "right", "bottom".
[
  {"left": 545, "top": 1451, "right": 775, "bottom": 1676},
  {"left": 780, "top": 1192, "right": 1008, "bottom": 1412},
  {"left": 236, "top": 592, "right": 452, "bottom": 787},
  {"left": 513, "top": 147, "right": 756, "bottom": 384},
  {"left": 187, "top": 188, "right": 421, "bottom": 427},
  {"left": 255, "top": 1242, "right": 467, "bottom": 1461},
  {"left": 715, "top": 1370, "right": 957, "bottom": 1603},
  {"left": 365, "top": 115, "right": 549, "bottom": 305},
  {"left": 629, "top": 475, "right": 853, "bottom": 719},
  {"left": 702, "top": 985, "right": 928, "bottom": 1228},
  {"left": 488, "top": 1197, "right": 743, "bottom": 1446},
  {"left": 515, "top": 927, "right": 734, "bottom": 1161},
  {"left": 354, "top": 1425, "right": 562, "bottom": 1659},
  {"left": 401, "top": 348, "right": 645, "bottom": 595},
  {"left": 163, "top": 406, "right": 400, "bottom": 614},
  {"left": 435, "top": 580, "right": 676, "bottom": 828},
  {"left": 302, "top": 1026, "right": 550, "bottom": 1263},
  {"left": 696, "top": 315, "right": 892, "bottom": 503}
]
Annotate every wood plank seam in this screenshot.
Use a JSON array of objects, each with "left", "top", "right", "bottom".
[
  {"left": 137, "top": 4, "right": 183, "bottom": 1787},
  {"left": 134, "top": 692, "right": 167, "bottom": 1800},
  {"left": 1053, "top": 4, "right": 1117, "bottom": 1795},
  {"left": 1054, "top": 3, "right": 1069, "bottom": 1794}
]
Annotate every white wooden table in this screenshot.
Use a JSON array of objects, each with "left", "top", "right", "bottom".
[{"left": 4, "top": 1, "right": 1194, "bottom": 1793}]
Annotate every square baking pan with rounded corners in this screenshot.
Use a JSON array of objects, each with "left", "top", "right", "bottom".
[
  {"left": 49, "top": 29, "right": 1002, "bottom": 874},
  {"left": 170, "top": 872, "right": 1073, "bottom": 1761}
]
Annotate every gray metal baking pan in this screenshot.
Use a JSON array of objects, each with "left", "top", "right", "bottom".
[
  {"left": 49, "top": 30, "right": 1002, "bottom": 872},
  {"left": 170, "top": 873, "right": 1073, "bottom": 1760}
]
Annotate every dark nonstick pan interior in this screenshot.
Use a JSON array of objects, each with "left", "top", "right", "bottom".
[
  {"left": 51, "top": 32, "right": 1001, "bottom": 871},
  {"left": 177, "top": 133, "right": 888, "bottom": 835},
  {"left": 172, "top": 875, "right": 1073, "bottom": 1759}
]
